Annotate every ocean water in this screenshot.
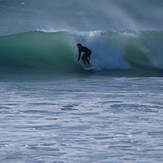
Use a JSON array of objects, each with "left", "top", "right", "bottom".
[{"left": 1, "top": 0, "right": 163, "bottom": 162}]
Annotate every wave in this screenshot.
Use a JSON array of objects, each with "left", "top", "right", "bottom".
[
  {"left": 1, "top": 0, "right": 163, "bottom": 36},
  {"left": 0, "top": 31, "right": 76, "bottom": 73},
  {"left": 0, "top": 30, "right": 163, "bottom": 76}
]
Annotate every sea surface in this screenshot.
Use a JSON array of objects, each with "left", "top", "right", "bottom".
[{"left": 1, "top": 0, "right": 163, "bottom": 162}]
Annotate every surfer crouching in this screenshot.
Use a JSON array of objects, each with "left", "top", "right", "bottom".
[{"left": 77, "top": 43, "right": 92, "bottom": 66}]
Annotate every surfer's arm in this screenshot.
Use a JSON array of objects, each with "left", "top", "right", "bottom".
[{"left": 77, "top": 51, "right": 81, "bottom": 61}]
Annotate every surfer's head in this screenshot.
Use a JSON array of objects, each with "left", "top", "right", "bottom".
[{"left": 77, "top": 43, "right": 82, "bottom": 48}]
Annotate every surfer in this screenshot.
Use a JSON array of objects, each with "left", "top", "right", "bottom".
[{"left": 77, "top": 43, "right": 92, "bottom": 65}]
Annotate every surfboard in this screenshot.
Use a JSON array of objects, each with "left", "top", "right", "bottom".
[{"left": 80, "top": 62, "right": 95, "bottom": 71}]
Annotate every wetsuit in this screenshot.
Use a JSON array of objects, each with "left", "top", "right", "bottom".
[{"left": 78, "top": 46, "right": 92, "bottom": 65}]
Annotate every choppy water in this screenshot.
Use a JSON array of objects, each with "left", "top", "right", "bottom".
[{"left": 0, "top": 77, "right": 163, "bottom": 163}]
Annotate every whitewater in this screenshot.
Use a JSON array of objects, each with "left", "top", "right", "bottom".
[{"left": 0, "top": 0, "right": 163, "bottom": 162}]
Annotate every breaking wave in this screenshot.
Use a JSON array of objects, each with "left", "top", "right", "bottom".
[{"left": 0, "top": 29, "right": 163, "bottom": 75}]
